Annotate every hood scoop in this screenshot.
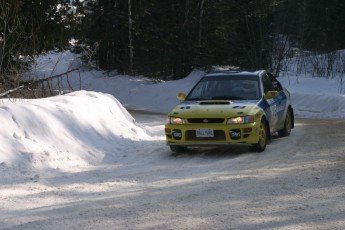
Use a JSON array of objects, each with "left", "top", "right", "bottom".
[
  {"left": 200, "top": 101, "right": 230, "bottom": 105},
  {"left": 232, "top": 105, "right": 247, "bottom": 109}
]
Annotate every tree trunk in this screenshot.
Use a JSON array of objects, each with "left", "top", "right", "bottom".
[
  {"left": 128, "top": 0, "right": 134, "bottom": 74},
  {"left": 198, "top": 0, "right": 205, "bottom": 49}
]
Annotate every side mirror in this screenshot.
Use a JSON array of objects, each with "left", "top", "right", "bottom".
[
  {"left": 264, "top": 90, "right": 279, "bottom": 100},
  {"left": 176, "top": 92, "right": 186, "bottom": 101}
]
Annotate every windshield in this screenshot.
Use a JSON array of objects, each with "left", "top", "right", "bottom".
[{"left": 186, "top": 76, "right": 261, "bottom": 101}]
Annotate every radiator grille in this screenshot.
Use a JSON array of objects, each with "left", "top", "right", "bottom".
[{"left": 187, "top": 118, "right": 225, "bottom": 124}]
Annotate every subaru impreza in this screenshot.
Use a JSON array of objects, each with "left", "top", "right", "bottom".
[{"left": 165, "top": 70, "right": 294, "bottom": 152}]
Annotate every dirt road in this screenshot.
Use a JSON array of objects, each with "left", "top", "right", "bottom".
[{"left": 1, "top": 115, "right": 345, "bottom": 230}]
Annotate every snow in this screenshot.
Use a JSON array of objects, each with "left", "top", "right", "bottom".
[
  {"left": 1, "top": 51, "right": 345, "bottom": 229},
  {"left": 0, "top": 91, "right": 154, "bottom": 172},
  {"left": 279, "top": 76, "right": 345, "bottom": 118},
  {"left": 26, "top": 51, "right": 345, "bottom": 118}
]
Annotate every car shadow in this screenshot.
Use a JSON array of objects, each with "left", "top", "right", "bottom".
[{"left": 170, "top": 145, "right": 254, "bottom": 159}]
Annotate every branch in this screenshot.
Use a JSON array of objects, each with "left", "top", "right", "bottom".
[
  {"left": 0, "top": 67, "right": 81, "bottom": 98},
  {"left": 23, "top": 67, "right": 81, "bottom": 85},
  {"left": 0, "top": 85, "right": 24, "bottom": 97}
]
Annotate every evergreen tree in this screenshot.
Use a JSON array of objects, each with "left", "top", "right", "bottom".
[{"left": 75, "top": 0, "right": 345, "bottom": 79}]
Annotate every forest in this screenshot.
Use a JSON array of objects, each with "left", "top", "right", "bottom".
[{"left": 1, "top": 0, "right": 345, "bottom": 92}]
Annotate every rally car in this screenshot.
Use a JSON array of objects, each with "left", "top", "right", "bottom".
[{"left": 165, "top": 69, "right": 294, "bottom": 152}]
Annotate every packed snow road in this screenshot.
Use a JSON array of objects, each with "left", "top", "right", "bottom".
[{"left": 1, "top": 113, "right": 345, "bottom": 230}]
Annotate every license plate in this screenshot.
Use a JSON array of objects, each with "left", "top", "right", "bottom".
[{"left": 196, "top": 128, "right": 214, "bottom": 137}]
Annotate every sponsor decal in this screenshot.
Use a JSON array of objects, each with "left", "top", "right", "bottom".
[
  {"left": 230, "top": 129, "right": 241, "bottom": 140},
  {"left": 172, "top": 129, "right": 182, "bottom": 140}
]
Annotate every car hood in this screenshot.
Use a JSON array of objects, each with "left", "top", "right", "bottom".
[{"left": 169, "top": 100, "right": 261, "bottom": 118}]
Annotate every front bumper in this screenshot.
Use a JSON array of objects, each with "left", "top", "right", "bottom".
[{"left": 165, "top": 122, "right": 260, "bottom": 146}]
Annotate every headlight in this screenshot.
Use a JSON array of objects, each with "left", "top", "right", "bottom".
[
  {"left": 166, "top": 116, "right": 185, "bottom": 124},
  {"left": 227, "top": 115, "right": 255, "bottom": 124}
]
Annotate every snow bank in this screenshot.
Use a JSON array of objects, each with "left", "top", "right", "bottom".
[
  {"left": 119, "top": 69, "right": 204, "bottom": 113},
  {"left": 0, "top": 91, "right": 152, "bottom": 171},
  {"left": 279, "top": 75, "right": 345, "bottom": 118}
]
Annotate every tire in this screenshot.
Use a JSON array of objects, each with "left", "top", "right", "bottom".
[
  {"left": 169, "top": 145, "right": 187, "bottom": 153},
  {"left": 252, "top": 118, "right": 268, "bottom": 152},
  {"left": 278, "top": 109, "right": 292, "bottom": 137}
]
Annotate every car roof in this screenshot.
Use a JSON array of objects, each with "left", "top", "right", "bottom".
[{"left": 205, "top": 69, "right": 265, "bottom": 77}]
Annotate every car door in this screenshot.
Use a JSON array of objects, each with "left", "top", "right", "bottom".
[
  {"left": 261, "top": 73, "right": 285, "bottom": 133},
  {"left": 269, "top": 73, "right": 289, "bottom": 129}
]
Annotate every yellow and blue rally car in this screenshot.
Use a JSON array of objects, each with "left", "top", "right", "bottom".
[{"left": 165, "top": 70, "right": 294, "bottom": 152}]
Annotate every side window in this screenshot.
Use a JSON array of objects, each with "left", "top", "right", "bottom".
[
  {"left": 273, "top": 80, "right": 283, "bottom": 92},
  {"left": 262, "top": 74, "right": 275, "bottom": 94},
  {"left": 267, "top": 72, "right": 283, "bottom": 91}
]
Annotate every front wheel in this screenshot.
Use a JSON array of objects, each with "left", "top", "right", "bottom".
[
  {"left": 252, "top": 118, "right": 268, "bottom": 152},
  {"left": 169, "top": 145, "right": 187, "bottom": 153}
]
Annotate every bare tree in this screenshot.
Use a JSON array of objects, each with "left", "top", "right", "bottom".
[
  {"left": 0, "top": 1, "right": 24, "bottom": 89},
  {"left": 270, "top": 34, "right": 293, "bottom": 77}
]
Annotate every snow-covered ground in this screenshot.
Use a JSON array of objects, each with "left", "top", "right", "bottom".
[{"left": 1, "top": 51, "right": 345, "bottom": 229}]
